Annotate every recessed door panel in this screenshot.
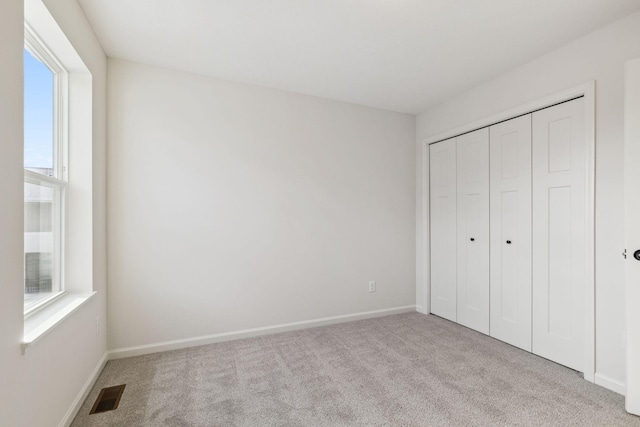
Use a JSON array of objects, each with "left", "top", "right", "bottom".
[
  {"left": 532, "top": 98, "right": 586, "bottom": 372},
  {"left": 547, "top": 186, "right": 573, "bottom": 339},
  {"left": 430, "top": 138, "right": 457, "bottom": 322},
  {"left": 490, "top": 114, "right": 532, "bottom": 351},
  {"left": 499, "top": 190, "right": 519, "bottom": 323},
  {"left": 456, "top": 129, "right": 489, "bottom": 334}
]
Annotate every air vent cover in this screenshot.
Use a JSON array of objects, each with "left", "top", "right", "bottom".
[{"left": 90, "top": 384, "right": 126, "bottom": 414}]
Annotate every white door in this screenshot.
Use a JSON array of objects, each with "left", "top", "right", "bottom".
[
  {"left": 489, "top": 115, "right": 532, "bottom": 351},
  {"left": 624, "top": 58, "right": 640, "bottom": 416},
  {"left": 532, "top": 98, "right": 586, "bottom": 372},
  {"left": 456, "top": 129, "right": 490, "bottom": 334},
  {"left": 430, "top": 138, "right": 457, "bottom": 322}
]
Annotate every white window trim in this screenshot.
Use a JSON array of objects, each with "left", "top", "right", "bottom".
[
  {"left": 22, "top": 0, "right": 94, "bottom": 352},
  {"left": 23, "top": 24, "right": 70, "bottom": 317},
  {"left": 22, "top": 291, "right": 97, "bottom": 354},
  {"left": 23, "top": 172, "right": 67, "bottom": 317},
  {"left": 24, "top": 23, "right": 69, "bottom": 181}
]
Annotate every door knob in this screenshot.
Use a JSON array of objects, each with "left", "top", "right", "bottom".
[{"left": 634, "top": 250, "right": 640, "bottom": 261}]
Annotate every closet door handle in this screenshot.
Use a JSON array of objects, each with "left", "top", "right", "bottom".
[
  {"left": 470, "top": 238, "right": 475, "bottom": 242},
  {"left": 506, "top": 240, "right": 512, "bottom": 244}
]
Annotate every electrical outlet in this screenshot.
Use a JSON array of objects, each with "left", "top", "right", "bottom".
[
  {"left": 96, "top": 316, "right": 100, "bottom": 337},
  {"left": 369, "top": 281, "right": 376, "bottom": 292}
]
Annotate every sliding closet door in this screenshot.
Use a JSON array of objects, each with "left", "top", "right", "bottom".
[
  {"left": 489, "top": 115, "right": 532, "bottom": 351},
  {"left": 430, "top": 138, "right": 457, "bottom": 322},
  {"left": 532, "top": 98, "right": 586, "bottom": 372},
  {"left": 456, "top": 129, "right": 490, "bottom": 334}
]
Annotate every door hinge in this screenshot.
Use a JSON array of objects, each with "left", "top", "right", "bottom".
[{"left": 623, "top": 249, "right": 627, "bottom": 259}]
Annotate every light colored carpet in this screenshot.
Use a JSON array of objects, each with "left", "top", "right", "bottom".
[{"left": 72, "top": 313, "right": 640, "bottom": 426}]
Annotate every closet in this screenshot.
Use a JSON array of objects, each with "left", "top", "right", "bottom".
[{"left": 429, "top": 97, "right": 587, "bottom": 372}]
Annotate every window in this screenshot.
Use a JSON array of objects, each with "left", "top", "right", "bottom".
[
  {"left": 23, "top": 32, "right": 67, "bottom": 314},
  {"left": 21, "top": 1, "right": 94, "bottom": 351}
]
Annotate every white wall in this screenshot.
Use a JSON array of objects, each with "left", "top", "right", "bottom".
[
  {"left": 0, "top": 0, "right": 107, "bottom": 425},
  {"left": 107, "top": 59, "right": 416, "bottom": 351},
  {"left": 416, "top": 10, "right": 640, "bottom": 392}
]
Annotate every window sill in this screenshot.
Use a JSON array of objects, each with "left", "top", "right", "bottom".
[{"left": 22, "top": 291, "right": 97, "bottom": 354}]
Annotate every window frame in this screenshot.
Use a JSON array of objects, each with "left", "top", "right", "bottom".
[{"left": 23, "top": 24, "right": 69, "bottom": 316}]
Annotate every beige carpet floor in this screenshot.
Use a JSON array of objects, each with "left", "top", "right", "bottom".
[{"left": 72, "top": 313, "right": 640, "bottom": 426}]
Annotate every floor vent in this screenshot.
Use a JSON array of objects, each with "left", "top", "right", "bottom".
[{"left": 90, "top": 384, "right": 126, "bottom": 414}]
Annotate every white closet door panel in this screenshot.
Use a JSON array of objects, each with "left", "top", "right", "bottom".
[
  {"left": 489, "top": 115, "right": 532, "bottom": 351},
  {"left": 456, "top": 129, "right": 490, "bottom": 334},
  {"left": 532, "top": 98, "right": 586, "bottom": 372},
  {"left": 624, "top": 58, "right": 640, "bottom": 415},
  {"left": 430, "top": 138, "right": 457, "bottom": 322}
]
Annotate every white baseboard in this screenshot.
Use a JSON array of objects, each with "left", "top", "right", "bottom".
[
  {"left": 416, "top": 305, "right": 426, "bottom": 314},
  {"left": 109, "top": 305, "right": 416, "bottom": 360},
  {"left": 59, "top": 351, "right": 108, "bottom": 427},
  {"left": 595, "top": 373, "right": 626, "bottom": 396}
]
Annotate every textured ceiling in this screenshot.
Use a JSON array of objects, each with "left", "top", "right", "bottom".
[{"left": 79, "top": 0, "right": 640, "bottom": 113}]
